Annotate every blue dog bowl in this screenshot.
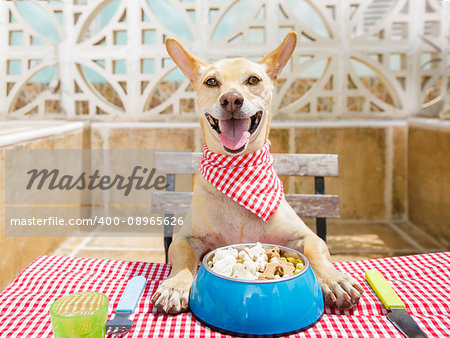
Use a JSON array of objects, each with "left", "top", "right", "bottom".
[{"left": 189, "top": 243, "right": 324, "bottom": 336}]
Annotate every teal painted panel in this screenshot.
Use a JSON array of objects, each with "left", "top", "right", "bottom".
[
  {"left": 55, "top": 11, "right": 63, "bottom": 23},
  {"left": 30, "top": 65, "right": 57, "bottom": 83},
  {"left": 114, "top": 60, "right": 126, "bottom": 74},
  {"left": 142, "top": 59, "right": 155, "bottom": 74},
  {"left": 147, "top": 0, "right": 193, "bottom": 41},
  {"left": 10, "top": 31, "right": 24, "bottom": 45},
  {"left": 10, "top": 13, "right": 18, "bottom": 23},
  {"left": 95, "top": 60, "right": 106, "bottom": 68},
  {"left": 351, "top": 59, "right": 376, "bottom": 77},
  {"left": 100, "top": 0, "right": 121, "bottom": 28},
  {"left": 16, "top": 1, "right": 61, "bottom": 42},
  {"left": 299, "top": 59, "right": 327, "bottom": 79},
  {"left": 284, "top": 0, "right": 329, "bottom": 38},
  {"left": 212, "top": 0, "right": 259, "bottom": 41},
  {"left": 143, "top": 30, "right": 156, "bottom": 44},
  {"left": 115, "top": 31, "right": 127, "bottom": 45},
  {"left": 162, "top": 58, "right": 185, "bottom": 81},
  {"left": 164, "top": 68, "right": 185, "bottom": 82},
  {"left": 31, "top": 36, "right": 44, "bottom": 45},
  {"left": 81, "top": 65, "right": 107, "bottom": 83},
  {"left": 29, "top": 59, "right": 41, "bottom": 68},
  {"left": 9, "top": 60, "right": 22, "bottom": 75}
]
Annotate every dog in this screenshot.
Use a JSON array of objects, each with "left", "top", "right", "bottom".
[{"left": 151, "top": 32, "right": 363, "bottom": 314}]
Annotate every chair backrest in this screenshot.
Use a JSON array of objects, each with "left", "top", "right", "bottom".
[{"left": 152, "top": 152, "right": 339, "bottom": 262}]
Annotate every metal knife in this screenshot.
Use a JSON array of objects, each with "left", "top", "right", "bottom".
[{"left": 365, "top": 269, "right": 427, "bottom": 338}]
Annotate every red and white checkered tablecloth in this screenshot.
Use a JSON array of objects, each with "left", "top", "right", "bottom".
[{"left": 0, "top": 252, "right": 449, "bottom": 337}]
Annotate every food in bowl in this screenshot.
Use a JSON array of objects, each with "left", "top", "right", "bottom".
[
  {"left": 190, "top": 243, "right": 324, "bottom": 336},
  {"left": 208, "top": 242, "right": 305, "bottom": 280}
]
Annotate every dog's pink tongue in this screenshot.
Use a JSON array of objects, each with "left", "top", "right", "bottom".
[{"left": 219, "top": 118, "right": 250, "bottom": 150}]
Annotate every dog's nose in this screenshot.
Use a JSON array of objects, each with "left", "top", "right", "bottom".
[{"left": 220, "top": 92, "right": 244, "bottom": 112}]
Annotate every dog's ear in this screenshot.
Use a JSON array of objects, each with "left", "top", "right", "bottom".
[
  {"left": 258, "top": 32, "right": 297, "bottom": 80},
  {"left": 165, "top": 38, "right": 208, "bottom": 83}
]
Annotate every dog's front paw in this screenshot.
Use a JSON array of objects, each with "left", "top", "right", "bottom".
[
  {"left": 317, "top": 268, "right": 364, "bottom": 309},
  {"left": 151, "top": 275, "right": 191, "bottom": 314}
]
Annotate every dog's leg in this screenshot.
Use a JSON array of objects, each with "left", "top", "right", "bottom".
[
  {"left": 151, "top": 236, "right": 198, "bottom": 314},
  {"left": 296, "top": 234, "right": 364, "bottom": 308},
  {"left": 274, "top": 201, "right": 364, "bottom": 308}
]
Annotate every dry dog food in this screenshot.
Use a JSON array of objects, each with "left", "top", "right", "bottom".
[{"left": 208, "top": 243, "right": 304, "bottom": 280}]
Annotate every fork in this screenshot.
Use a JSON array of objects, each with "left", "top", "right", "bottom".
[{"left": 106, "top": 276, "right": 147, "bottom": 336}]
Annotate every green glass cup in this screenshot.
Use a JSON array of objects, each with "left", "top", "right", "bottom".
[{"left": 49, "top": 292, "right": 109, "bottom": 338}]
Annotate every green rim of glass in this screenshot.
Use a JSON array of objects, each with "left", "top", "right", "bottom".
[{"left": 49, "top": 291, "right": 109, "bottom": 320}]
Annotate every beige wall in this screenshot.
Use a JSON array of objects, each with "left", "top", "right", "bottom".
[
  {"left": 270, "top": 123, "right": 407, "bottom": 222},
  {"left": 408, "top": 119, "right": 450, "bottom": 242},
  {"left": 91, "top": 124, "right": 197, "bottom": 151},
  {"left": 0, "top": 126, "right": 87, "bottom": 291}
]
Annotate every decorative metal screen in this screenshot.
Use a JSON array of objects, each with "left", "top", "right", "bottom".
[{"left": 1, "top": 0, "right": 449, "bottom": 121}]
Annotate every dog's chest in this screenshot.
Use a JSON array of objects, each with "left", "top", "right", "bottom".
[
  {"left": 192, "top": 177, "right": 271, "bottom": 244},
  {"left": 213, "top": 194, "right": 267, "bottom": 241}
]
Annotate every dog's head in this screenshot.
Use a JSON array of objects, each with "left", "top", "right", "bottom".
[{"left": 166, "top": 32, "right": 297, "bottom": 155}]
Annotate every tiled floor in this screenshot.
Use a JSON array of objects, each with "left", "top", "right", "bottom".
[
  {"left": 50, "top": 221, "right": 447, "bottom": 264},
  {"left": 326, "top": 220, "right": 447, "bottom": 262},
  {"left": 52, "top": 236, "right": 166, "bottom": 263}
]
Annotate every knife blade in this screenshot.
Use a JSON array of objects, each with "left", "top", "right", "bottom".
[{"left": 365, "top": 269, "right": 427, "bottom": 338}]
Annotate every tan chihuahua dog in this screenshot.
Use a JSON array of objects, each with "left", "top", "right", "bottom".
[{"left": 151, "top": 32, "right": 363, "bottom": 314}]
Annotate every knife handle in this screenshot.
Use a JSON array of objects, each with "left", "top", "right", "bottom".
[
  {"left": 365, "top": 269, "right": 405, "bottom": 310},
  {"left": 116, "top": 276, "right": 147, "bottom": 313}
]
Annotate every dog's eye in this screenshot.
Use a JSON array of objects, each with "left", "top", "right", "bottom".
[
  {"left": 205, "top": 78, "right": 218, "bottom": 87},
  {"left": 246, "top": 76, "right": 261, "bottom": 85}
]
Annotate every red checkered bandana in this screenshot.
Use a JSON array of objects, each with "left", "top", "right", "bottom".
[{"left": 199, "top": 143, "right": 283, "bottom": 222}]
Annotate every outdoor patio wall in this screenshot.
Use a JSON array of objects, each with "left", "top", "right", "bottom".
[
  {"left": 0, "top": 122, "right": 88, "bottom": 291},
  {"left": 408, "top": 118, "right": 450, "bottom": 243},
  {"left": 91, "top": 121, "right": 407, "bottom": 223},
  {"left": 2, "top": 1, "right": 449, "bottom": 120}
]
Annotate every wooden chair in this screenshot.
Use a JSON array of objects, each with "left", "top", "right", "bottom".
[{"left": 153, "top": 152, "right": 339, "bottom": 263}]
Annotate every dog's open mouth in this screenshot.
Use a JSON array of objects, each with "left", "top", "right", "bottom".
[{"left": 205, "top": 111, "right": 262, "bottom": 154}]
